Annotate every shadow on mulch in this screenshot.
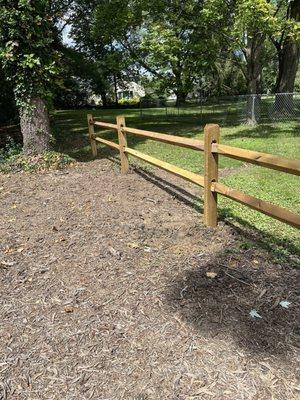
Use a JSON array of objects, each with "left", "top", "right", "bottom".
[
  {"left": 81, "top": 153, "right": 299, "bottom": 359},
  {"left": 165, "top": 247, "right": 299, "bottom": 358},
  {"left": 133, "top": 166, "right": 300, "bottom": 259},
  {"left": 134, "top": 166, "right": 204, "bottom": 214}
]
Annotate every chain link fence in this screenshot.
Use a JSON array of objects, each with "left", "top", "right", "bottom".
[{"left": 139, "top": 93, "right": 300, "bottom": 125}]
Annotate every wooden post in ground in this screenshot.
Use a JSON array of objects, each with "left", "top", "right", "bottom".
[
  {"left": 117, "top": 115, "right": 129, "bottom": 174},
  {"left": 204, "top": 124, "right": 220, "bottom": 227},
  {"left": 87, "top": 114, "right": 97, "bottom": 157}
]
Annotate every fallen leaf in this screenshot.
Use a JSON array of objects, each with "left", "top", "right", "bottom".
[
  {"left": 1, "top": 260, "right": 15, "bottom": 267},
  {"left": 108, "top": 246, "right": 121, "bottom": 258},
  {"left": 206, "top": 272, "right": 217, "bottom": 278},
  {"left": 128, "top": 242, "right": 139, "bottom": 249},
  {"left": 257, "top": 288, "right": 267, "bottom": 299}
]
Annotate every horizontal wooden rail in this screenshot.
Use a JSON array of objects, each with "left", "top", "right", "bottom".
[
  {"left": 212, "top": 182, "right": 300, "bottom": 229},
  {"left": 93, "top": 121, "right": 118, "bottom": 130},
  {"left": 212, "top": 143, "right": 300, "bottom": 176},
  {"left": 123, "top": 126, "right": 204, "bottom": 151},
  {"left": 95, "top": 137, "right": 120, "bottom": 150},
  {"left": 88, "top": 114, "right": 300, "bottom": 230},
  {"left": 125, "top": 147, "right": 204, "bottom": 187}
]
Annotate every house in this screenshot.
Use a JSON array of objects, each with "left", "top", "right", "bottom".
[{"left": 117, "top": 82, "right": 145, "bottom": 100}]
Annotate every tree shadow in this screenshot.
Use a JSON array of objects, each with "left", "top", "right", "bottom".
[
  {"left": 52, "top": 110, "right": 298, "bottom": 163},
  {"left": 223, "top": 123, "right": 299, "bottom": 140},
  {"left": 165, "top": 245, "right": 299, "bottom": 358}
]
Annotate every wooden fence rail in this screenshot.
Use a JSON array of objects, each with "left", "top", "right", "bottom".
[{"left": 87, "top": 114, "right": 300, "bottom": 229}]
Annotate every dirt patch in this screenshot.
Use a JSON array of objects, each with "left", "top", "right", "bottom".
[{"left": 0, "top": 158, "right": 299, "bottom": 399}]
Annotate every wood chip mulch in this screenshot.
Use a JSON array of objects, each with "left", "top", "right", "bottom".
[{"left": 0, "top": 158, "right": 299, "bottom": 399}]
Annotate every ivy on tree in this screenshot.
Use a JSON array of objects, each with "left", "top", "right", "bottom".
[{"left": 0, "top": 0, "right": 59, "bottom": 154}]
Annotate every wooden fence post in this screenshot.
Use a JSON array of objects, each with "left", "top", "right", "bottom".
[
  {"left": 204, "top": 124, "right": 220, "bottom": 227},
  {"left": 87, "top": 114, "right": 97, "bottom": 157},
  {"left": 117, "top": 115, "right": 129, "bottom": 174}
]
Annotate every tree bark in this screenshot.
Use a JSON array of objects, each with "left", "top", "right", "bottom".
[
  {"left": 273, "top": 1, "right": 300, "bottom": 112},
  {"left": 275, "top": 0, "right": 300, "bottom": 95},
  {"left": 101, "top": 91, "right": 108, "bottom": 107},
  {"left": 20, "top": 97, "right": 51, "bottom": 155},
  {"left": 113, "top": 73, "right": 118, "bottom": 106},
  {"left": 175, "top": 90, "right": 188, "bottom": 106},
  {"left": 244, "top": 33, "right": 264, "bottom": 124}
]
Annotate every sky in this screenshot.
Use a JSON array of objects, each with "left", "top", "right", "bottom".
[{"left": 62, "top": 24, "right": 75, "bottom": 47}]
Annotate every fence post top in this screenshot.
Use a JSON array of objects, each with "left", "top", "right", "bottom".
[
  {"left": 87, "top": 113, "right": 94, "bottom": 124},
  {"left": 204, "top": 123, "right": 220, "bottom": 130}
]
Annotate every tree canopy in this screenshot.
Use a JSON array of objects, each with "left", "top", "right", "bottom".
[{"left": 0, "top": 0, "right": 300, "bottom": 152}]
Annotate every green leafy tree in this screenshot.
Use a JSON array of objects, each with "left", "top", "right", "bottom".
[
  {"left": 0, "top": 0, "right": 60, "bottom": 154},
  {"left": 90, "top": 0, "right": 229, "bottom": 104},
  {"left": 71, "top": 0, "right": 133, "bottom": 106},
  {"left": 224, "top": 0, "right": 277, "bottom": 95},
  {"left": 0, "top": 65, "right": 17, "bottom": 126}
]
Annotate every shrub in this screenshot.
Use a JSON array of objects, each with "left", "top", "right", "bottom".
[{"left": 118, "top": 97, "right": 140, "bottom": 106}]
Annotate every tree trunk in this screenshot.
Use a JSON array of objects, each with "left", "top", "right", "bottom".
[
  {"left": 175, "top": 90, "right": 187, "bottom": 106},
  {"left": 113, "top": 74, "right": 118, "bottom": 106},
  {"left": 275, "top": 0, "right": 300, "bottom": 94},
  {"left": 274, "top": 0, "right": 300, "bottom": 111},
  {"left": 101, "top": 91, "right": 108, "bottom": 107},
  {"left": 275, "top": 40, "right": 300, "bottom": 94},
  {"left": 245, "top": 33, "right": 264, "bottom": 124},
  {"left": 20, "top": 98, "right": 51, "bottom": 155}
]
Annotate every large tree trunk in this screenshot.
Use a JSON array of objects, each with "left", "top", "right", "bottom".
[
  {"left": 274, "top": 0, "right": 300, "bottom": 112},
  {"left": 175, "top": 90, "right": 187, "bottom": 106},
  {"left": 20, "top": 98, "right": 51, "bottom": 155},
  {"left": 275, "top": 39, "right": 300, "bottom": 94},
  {"left": 275, "top": 0, "right": 300, "bottom": 95},
  {"left": 174, "top": 66, "right": 188, "bottom": 106}
]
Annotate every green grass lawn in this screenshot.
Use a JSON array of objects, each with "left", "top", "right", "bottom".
[{"left": 53, "top": 108, "right": 300, "bottom": 255}]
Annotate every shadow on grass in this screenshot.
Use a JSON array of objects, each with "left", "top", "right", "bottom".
[
  {"left": 165, "top": 245, "right": 299, "bottom": 358},
  {"left": 223, "top": 123, "right": 299, "bottom": 140},
  {"left": 53, "top": 110, "right": 299, "bottom": 166}
]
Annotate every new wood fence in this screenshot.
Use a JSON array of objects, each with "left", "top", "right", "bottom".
[{"left": 87, "top": 114, "right": 300, "bottom": 229}]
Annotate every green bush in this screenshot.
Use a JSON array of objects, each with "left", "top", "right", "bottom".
[
  {"left": 118, "top": 97, "right": 140, "bottom": 106},
  {"left": 0, "top": 137, "right": 22, "bottom": 163}
]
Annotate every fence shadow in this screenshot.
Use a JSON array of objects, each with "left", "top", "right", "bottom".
[
  {"left": 132, "top": 166, "right": 299, "bottom": 260},
  {"left": 134, "top": 167, "right": 204, "bottom": 214},
  {"left": 165, "top": 245, "right": 299, "bottom": 358}
]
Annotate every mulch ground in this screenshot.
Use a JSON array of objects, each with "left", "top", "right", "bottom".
[{"left": 0, "top": 158, "right": 299, "bottom": 400}]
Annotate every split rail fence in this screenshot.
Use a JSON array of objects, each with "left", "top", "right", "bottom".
[{"left": 87, "top": 114, "right": 300, "bottom": 229}]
